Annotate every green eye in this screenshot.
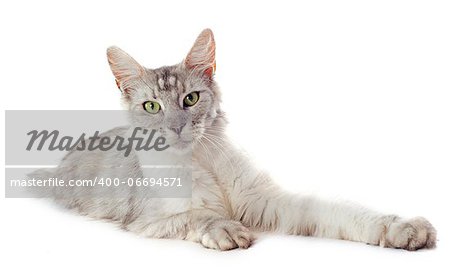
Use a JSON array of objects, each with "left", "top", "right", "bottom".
[
  {"left": 143, "top": 101, "right": 160, "bottom": 114},
  {"left": 183, "top": 91, "right": 200, "bottom": 107}
]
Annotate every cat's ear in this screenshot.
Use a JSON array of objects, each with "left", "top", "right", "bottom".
[
  {"left": 184, "top": 29, "right": 216, "bottom": 79},
  {"left": 107, "top": 46, "right": 144, "bottom": 93}
]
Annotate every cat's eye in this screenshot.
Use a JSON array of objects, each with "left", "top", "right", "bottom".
[
  {"left": 143, "top": 101, "right": 160, "bottom": 114},
  {"left": 183, "top": 91, "right": 200, "bottom": 107}
]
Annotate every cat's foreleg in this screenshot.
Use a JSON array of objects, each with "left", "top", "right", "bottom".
[
  {"left": 125, "top": 207, "right": 254, "bottom": 250},
  {"left": 233, "top": 177, "right": 436, "bottom": 250}
]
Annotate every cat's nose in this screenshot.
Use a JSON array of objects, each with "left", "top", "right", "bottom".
[{"left": 169, "top": 123, "right": 186, "bottom": 136}]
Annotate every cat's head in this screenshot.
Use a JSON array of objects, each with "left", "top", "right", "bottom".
[{"left": 107, "top": 29, "right": 221, "bottom": 151}]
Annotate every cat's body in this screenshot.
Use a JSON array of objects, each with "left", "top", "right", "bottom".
[{"left": 35, "top": 29, "right": 436, "bottom": 251}]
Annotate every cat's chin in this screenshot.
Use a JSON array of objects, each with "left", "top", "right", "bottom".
[{"left": 166, "top": 140, "right": 193, "bottom": 155}]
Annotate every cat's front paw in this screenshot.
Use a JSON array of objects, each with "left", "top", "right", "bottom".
[
  {"left": 201, "top": 220, "right": 254, "bottom": 251},
  {"left": 383, "top": 217, "right": 436, "bottom": 251}
]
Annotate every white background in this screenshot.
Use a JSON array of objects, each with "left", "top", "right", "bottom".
[{"left": 1, "top": 0, "right": 449, "bottom": 276}]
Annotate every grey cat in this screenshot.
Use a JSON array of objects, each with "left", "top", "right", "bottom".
[{"left": 34, "top": 29, "right": 436, "bottom": 251}]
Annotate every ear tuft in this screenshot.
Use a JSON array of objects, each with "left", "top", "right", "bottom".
[
  {"left": 184, "top": 29, "right": 216, "bottom": 78},
  {"left": 106, "top": 46, "right": 144, "bottom": 93}
]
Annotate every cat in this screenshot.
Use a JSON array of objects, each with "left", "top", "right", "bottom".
[{"left": 33, "top": 29, "right": 436, "bottom": 251}]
